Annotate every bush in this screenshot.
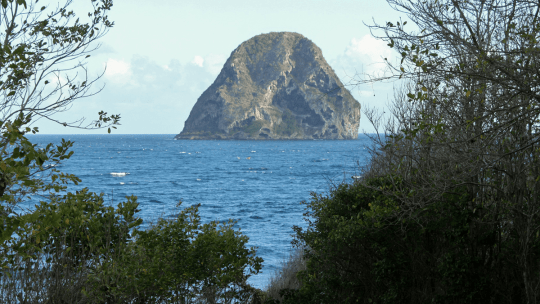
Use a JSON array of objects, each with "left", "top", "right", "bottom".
[
  {"left": 280, "top": 176, "right": 530, "bottom": 304},
  {"left": 0, "top": 195, "right": 263, "bottom": 303},
  {"left": 265, "top": 247, "right": 306, "bottom": 302},
  {"left": 0, "top": 188, "right": 140, "bottom": 303},
  {"left": 87, "top": 203, "right": 263, "bottom": 303}
]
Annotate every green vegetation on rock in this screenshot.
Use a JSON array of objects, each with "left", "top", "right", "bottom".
[
  {"left": 274, "top": 109, "right": 301, "bottom": 137},
  {"left": 245, "top": 120, "right": 265, "bottom": 137}
]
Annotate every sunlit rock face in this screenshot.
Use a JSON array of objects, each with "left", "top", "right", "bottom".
[{"left": 175, "top": 32, "right": 360, "bottom": 140}]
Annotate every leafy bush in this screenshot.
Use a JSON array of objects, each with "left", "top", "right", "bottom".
[
  {"left": 87, "top": 203, "right": 263, "bottom": 303},
  {"left": 277, "top": 177, "right": 529, "bottom": 304},
  {"left": 0, "top": 193, "right": 263, "bottom": 303},
  {"left": 0, "top": 188, "right": 140, "bottom": 303}
]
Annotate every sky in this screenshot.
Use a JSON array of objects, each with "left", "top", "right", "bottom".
[{"left": 37, "top": 0, "right": 406, "bottom": 134}]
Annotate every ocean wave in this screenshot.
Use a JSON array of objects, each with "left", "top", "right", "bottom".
[{"left": 110, "top": 172, "right": 130, "bottom": 177}]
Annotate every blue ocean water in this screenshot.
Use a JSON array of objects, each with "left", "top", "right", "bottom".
[{"left": 23, "top": 134, "right": 371, "bottom": 289}]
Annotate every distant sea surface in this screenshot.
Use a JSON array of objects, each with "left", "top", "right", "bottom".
[{"left": 24, "top": 134, "right": 371, "bottom": 289}]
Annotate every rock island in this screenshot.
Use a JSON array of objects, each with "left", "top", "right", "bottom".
[{"left": 175, "top": 32, "right": 361, "bottom": 140}]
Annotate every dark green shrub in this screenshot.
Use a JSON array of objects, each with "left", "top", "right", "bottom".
[
  {"left": 86, "top": 203, "right": 263, "bottom": 303},
  {"left": 0, "top": 188, "right": 141, "bottom": 303},
  {"left": 283, "top": 176, "right": 527, "bottom": 304},
  {"left": 0, "top": 192, "right": 263, "bottom": 303}
]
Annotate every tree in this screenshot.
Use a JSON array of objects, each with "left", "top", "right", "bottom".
[
  {"left": 0, "top": 3, "right": 264, "bottom": 303},
  {"left": 0, "top": 0, "right": 117, "bottom": 125},
  {"left": 0, "top": 0, "right": 120, "bottom": 249},
  {"left": 357, "top": 0, "right": 540, "bottom": 302}
]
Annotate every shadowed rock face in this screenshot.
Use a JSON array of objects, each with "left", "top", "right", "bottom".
[{"left": 175, "top": 32, "right": 360, "bottom": 140}]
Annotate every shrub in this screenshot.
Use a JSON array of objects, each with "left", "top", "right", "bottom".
[
  {"left": 265, "top": 247, "right": 306, "bottom": 302},
  {"left": 280, "top": 176, "right": 529, "bottom": 304},
  {"left": 0, "top": 195, "right": 263, "bottom": 303},
  {"left": 0, "top": 188, "right": 140, "bottom": 303},
  {"left": 85, "top": 203, "right": 263, "bottom": 303}
]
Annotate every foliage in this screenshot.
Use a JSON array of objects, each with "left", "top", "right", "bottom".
[
  {"left": 0, "top": 0, "right": 119, "bottom": 129},
  {"left": 272, "top": 177, "right": 527, "bottom": 304},
  {"left": 275, "top": 109, "right": 300, "bottom": 136},
  {"left": 0, "top": 2, "right": 264, "bottom": 303},
  {"left": 83, "top": 203, "right": 263, "bottom": 303},
  {"left": 0, "top": 0, "right": 121, "bottom": 261},
  {"left": 264, "top": 247, "right": 305, "bottom": 303},
  {"left": 0, "top": 188, "right": 141, "bottom": 303},
  {"left": 245, "top": 120, "right": 265, "bottom": 137},
  {"left": 1, "top": 198, "right": 263, "bottom": 303},
  {"left": 264, "top": 1, "right": 540, "bottom": 302},
  {"left": 353, "top": 0, "right": 540, "bottom": 302}
]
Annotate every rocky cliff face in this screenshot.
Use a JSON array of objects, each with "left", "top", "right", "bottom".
[{"left": 175, "top": 32, "right": 360, "bottom": 140}]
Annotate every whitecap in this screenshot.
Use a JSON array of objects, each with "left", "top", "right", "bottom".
[
  {"left": 110, "top": 172, "right": 130, "bottom": 177},
  {"left": 251, "top": 151, "right": 256, "bottom": 153},
  {"left": 180, "top": 152, "right": 186, "bottom": 154},
  {"left": 120, "top": 182, "right": 125, "bottom": 185}
]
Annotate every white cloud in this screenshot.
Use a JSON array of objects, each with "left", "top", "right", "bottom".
[
  {"left": 190, "top": 54, "right": 226, "bottom": 76},
  {"left": 203, "top": 54, "right": 227, "bottom": 75},
  {"left": 104, "top": 59, "right": 131, "bottom": 84},
  {"left": 192, "top": 55, "right": 204, "bottom": 67},
  {"left": 345, "top": 35, "right": 392, "bottom": 66},
  {"left": 105, "top": 59, "right": 130, "bottom": 76},
  {"left": 330, "top": 35, "right": 397, "bottom": 83}
]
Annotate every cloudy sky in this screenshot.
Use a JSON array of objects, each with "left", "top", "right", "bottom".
[{"left": 38, "top": 0, "right": 405, "bottom": 134}]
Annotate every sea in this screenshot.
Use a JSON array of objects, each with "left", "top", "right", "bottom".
[{"left": 23, "top": 134, "right": 372, "bottom": 289}]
